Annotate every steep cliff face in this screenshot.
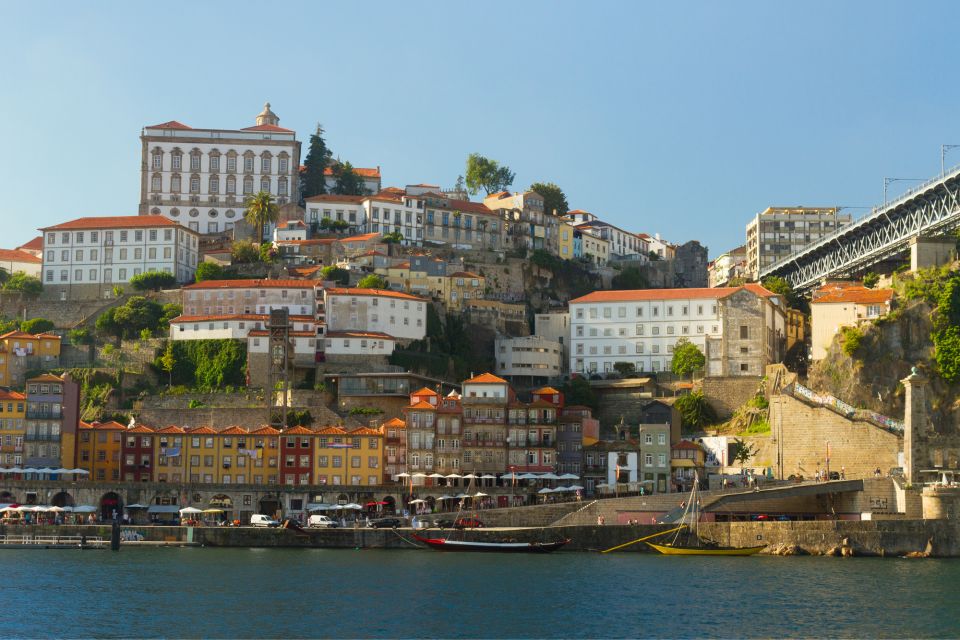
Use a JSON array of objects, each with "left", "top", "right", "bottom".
[{"left": 806, "top": 299, "right": 960, "bottom": 432}]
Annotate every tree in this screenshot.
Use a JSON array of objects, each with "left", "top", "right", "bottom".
[
  {"left": 382, "top": 231, "right": 404, "bottom": 244},
  {"left": 529, "top": 182, "right": 569, "bottom": 217},
  {"left": 731, "top": 437, "right": 758, "bottom": 472},
  {"left": 3, "top": 273, "right": 42, "bottom": 296},
  {"left": 20, "top": 317, "right": 54, "bottom": 334},
  {"left": 320, "top": 266, "right": 350, "bottom": 285},
  {"left": 357, "top": 274, "right": 388, "bottom": 289},
  {"left": 671, "top": 338, "right": 705, "bottom": 379},
  {"left": 611, "top": 266, "right": 649, "bottom": 290},
  {"left": 98, "top": 296, "right": 165, "bottom": 341},
  {"left": 112, "top": 285, "right": 124, "bottom": 299},
  {"left": 613, "top": 361, "right": 636, "bottom": 377},
  {"left": 331, "top": 161, "right": 365, "bottom": 196},
  {"left": 561, "top": 375, "right": 598, "bottom": 411},
  {"left": 863, "top": 272, "right": 880, "bottom": 289},
  {"left": 259, "top": 243, "right": 278, "bottom": 263},
  {"left": 761, "top": 275, "right": 805, "bottom": 311},
  {"left": 0, "top": 267, "right": 8, "bottom": 286},
  {"left": 159, "top": 341, "right": 176, "bottom": 388},
  {"left": 231, "top": 240, "right": 260, "bottom": 264},
  {"left": 130, "top": 271, "right": 177, "bottom": 292},
  {"left": 195, "top": 262, "right": 226, "bottom": 282},
  {"left": 301, "top": 123, "right": 331, "bottom": 200},
  {"left": 244, "top": 190, "right": 279, "bottom": 243},
  {"left": 68, "top": 328, "right": 93, "bottom": 346},
  {"left": 465, "top": 153, "right": 515, "bottom": 195},
  {"left": 674, "top": 391, "right": 716, "bottom": 432}
]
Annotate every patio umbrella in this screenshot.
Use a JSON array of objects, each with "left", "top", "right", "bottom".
[
  {"left": 596, "top": 483, "right": 610, "bottom": 489},
  {"left": 481, "top": 474, "right": 496, "bottom": 479},
  {"left": 570, "top": 485, "right": 585, "bottom": 491},
  {"left": 126, "top": 504, "right": 148, "bottom": 509},
  {"left": 411, "top": 473, "right": 427, "bottom": 478},
  {"left": 538, "top": 487, "right": 554, "bottom": 494},
  {"left": 428, "top": 473, "right": 445, "bottom": 479},
  {"left": 36, "top": 468, "right": 56, "bottom": 475},
  {"left": 179, "top": 507, "right": 203, "bottom": 515},
  {"left": 396, "top": 472, "right": 410, "bottom": 478},
  {"left": 445, "top": 473, "right": 462, "bottom": 479},
  {"left": 47, "top": 506, "right": 65, "bottom": 513},
  {"left": 501, "top": 472, "right": 519, "bottom": 481},
  {"left": 73, "top": 505, "right": 97, "bottom": 513},
  {"left": 559, "top": 473, "right": 580, "bottom": 480},
  {"left": 202, "top": 508, "right": 224, "bottom": 514},
  {"left": 435, "top": 495, "right": 454, "bottom": 501},
  {"left": 473, "top": 492, "right": 488, "bottom": 498},
  {"left": 461, "top": 473, "right": 478, "bottom": 479},
  {"left": 408, "top": 499, "right": 426, "bottom": 504},
  {"left": 52, "top": 468, "right": 73, "bottom": 474},
  {"left": 454, "top": 493, "right": 470, "bottom": 499},
  {"left": 539, "top": 473, "right": 561, "bottom": 480},
  {"left": 69, "top": 469, "right": 90, "bottom": 475},
  {"left": 343, "top": 503, "right": 363, "bottom": 510}
]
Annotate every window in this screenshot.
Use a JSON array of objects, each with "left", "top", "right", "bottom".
[{"left": 740, "top": 325, "right": 749, "bottom": 340}]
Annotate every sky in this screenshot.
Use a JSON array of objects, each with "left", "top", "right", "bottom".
[{"left": 2, "top": 1, "right": 959, "bottom": 257}]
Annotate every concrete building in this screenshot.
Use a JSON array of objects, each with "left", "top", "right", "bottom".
[
  {"left": 568, "top": 284, "right": 785, "bottom": 377},
  {"left": 534, "top": 311, "right": 570, "bottom": 373},
  {"left": 745, "top": 207, "right": 851, "bottom": 280},
  {"left": 558, "top": 221, "right": 577, "bottom": 260},
  {"left": 365, "top": 189, "right": 424, "bottom": 246},
  {"left": 638, "top": 423, "right": 672, "bottom": 494},
  {"left": 40, "top": 216, "right": 199, "bottom": 300},
  {"left": 567, "top": 213, "right": 645, "bottom": 260},
  {"left": 421, "top": 193, "right": 502, "bottom": 251},
  {"left": 323, "top": 288, "right": 427, "bottom": 342},
  {"left": 170, "top": 314, "right": 316, "bottom": 341},
  {"left": 181, "top": 279, "right": 318, "bottom": 318},
  {"left": 140, "top": 103, "right": 301, "bottom": 236},
  {"left": 580, "top": 231, "right": 609, "bottom": 265},
  {"left": 304, "top": 195, "right": 367, "bottom": 234},
  {"left": 673, "top": 240, "right": 709, "bottom": 288},
  {"left": 556, "top": 405, "right": 599, "bottom": 476},
  {"left": 494, "top": 335, "right": 564, "bottom": 383},
  {"left": 640, "top": 233, "right": 675, "bottom": 260},
  {"left": 405, "top": 387, "right": 439, "bottom": 481},
  {"left": 0, "top": 249, "right": 41, "bottom": 278},
  {"left": 709, "top": 245, "right": 747, "bottom": 287},
  {"left": 810, "top": 283, "right": 894, "bottom": 361},
  {"left": 484, "top": 191, "right": 557, "bottom": 254},
  {"left": 460, "top": 373, "right": 511, "bottom": 476},
  {"left": 24, "top": 374, "right": 80, "bottom": 475}
]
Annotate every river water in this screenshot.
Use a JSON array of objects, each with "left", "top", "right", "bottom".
[{"left": 2, "top": 548, "right": 958, "bottom": 638}]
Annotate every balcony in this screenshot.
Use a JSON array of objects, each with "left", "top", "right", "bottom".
[
  {"left": 26, "top": 411, "right": 62, "bottom": 420},
  {"left": 507, "top": 440, "right": 554, "bottom": 449},
  {"left": 464, "top": 417, "right": 505, "bottom": 425},
  {"left": 24, "top": 433, "right": 59, "bottom": 442},
  {"left": 461, "top": 440, "right": 504, "bottom": 448},
  {"left": 461, "top": 397, "right": 507, "bottom": 405}
]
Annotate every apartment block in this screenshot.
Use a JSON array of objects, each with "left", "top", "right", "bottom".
[{"left": 745, "top": 206, "right": 851, "bottom": 280}]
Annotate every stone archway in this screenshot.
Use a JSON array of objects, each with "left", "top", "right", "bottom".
[
  {"left": 381, "top": 495, "right": 396, "bottom": 514},
  {"left": 258, "top": 495, "right": 280, "bottom": 519},
  {"left": 51, "top": 492, "right": 74, "bottom": 507},
  {"left": 100, "top": 492, "right": 123, "bottom": 521},
  {"left": 0, "top": 491, "right": 16, "bottom": 504}
]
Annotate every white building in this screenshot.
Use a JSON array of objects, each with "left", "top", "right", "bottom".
[
  {"left": 323, "top": 166, "right": 382, "bottom": 194},
  {"left": 274, "top": 220, "right": 308, "bottom": 242},
  {"left": 365, "top": 189, "right": 424, "bottom": 245},
  {"left": 303, "top": 195, "right": 367, "bottom": 232},
  {"left": 534, "top": 311, "right": 570, "bottom": 372},
  {"left": 180, "top": 279, "right": 318, "bottom": 318},
  {"left": 0, "top": 249, "right": 41, "bottom": 277},
  {"left": 323, "top": 288, "right": 427, "bottom": 342},
  {"left": 169, "top": 314, "right": 316, "bottom": 341},
  {"left": 323, "top": 331, "right": 395, "bottom": 356},
  {"left": 494, "top": 335, "right": 564, "bottom": 381},
  {"left": 40, "top": 216, "right": 199, "bottom": 300},
  {"left": 139, "top": 103, "right": 301, "bottom": 236},
  {"left": 745, "top": 207, "right": 851, "bottom": 280},
  {"left": 640, "top": 233, "right": 675, "bottom": 260},
  {"left": 568, "top": 284, "right": 785, "bottom": 376},
  {"left": 810, "top": 283, "right": 894, "bottom": 361}
]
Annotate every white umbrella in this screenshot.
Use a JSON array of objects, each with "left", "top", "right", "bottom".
[
  {"left": 0, "top": 507, "right": 18, "bottom": 513},
  {"left": 481, "top": 474, "right": 496, "bottom": 479},
  {"left": 411, "top": 473, "right": 427, "bottom": 478},
  {"left": 0, "top": 469, "right": 13, "bottom": 474},
  {"left": 538, "top": 487, "right": 554, "bottom": 494},
  {"left": 343, "top": 503, "right": 363, "bottom": 510},
  {"left": 179, "top": 507, "right": 203, "bottom": 515},
  {"left": 428, "top": 473, "right": 445, "bottom": 479},
  {"left": 436, "top": 495, "right": 454, "bottom": 501},
  {"left": 47, "top": 506, "right": 65, "bottom": 513},
  {"left": 501, "top": 472, "right": 519, "bottom": 480},
  {"left": 408, "top": 499, "right": 426, "bottom": 504},
  {"left": 36, "top": 468, "right": 56, "bottom": 475},
  {"left": 454, "top": 493, "right": 470, "bottom": 499},
  {"left": 53, "top": 468, "right": 73, "bottom": 474},
  {"left": 62, "top": 506, "right": 74, "bottom": 512},
  {"left": 396, "top": 472, "right": 411, "bottom": 478},
  {"left": 570, "top": 485, "right": 585, "bottom": 491},
  {"left": 73, "top": 505, "right": 97, "bottom": 513},
  {"left": 559, "top": 473, "right": 580, "bottom": 480},
  {"left": 445, "top": 473, "right": 462, "bottom": 479},
  {"left": 553, "top": 486, "right": 570, "bottom": 493},
  {"left": 596, "top": 483, "right": 610, "bottom": 489},
  {"left": 69, "top": 469, "right": 90, "bottom": 475},
  {"left": 473, "top": 492, "right": 488, "bottom": 498},
  {"left": 518, "top": 473, "right": 539, "bottom": 480},
  {"left": 461, "top": 473, "right": 478, "bottom": 479},
  {"left": 539, "top": 473, "right": 561, "bottom": 480}
]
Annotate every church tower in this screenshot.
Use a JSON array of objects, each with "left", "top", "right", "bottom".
[{"left": 256, "top": 102, "right": 280, "bottom": 127}]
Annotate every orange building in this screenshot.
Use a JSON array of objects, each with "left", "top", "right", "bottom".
[{"left": 76, "top": 421, "right": 125, "bottom": 481}]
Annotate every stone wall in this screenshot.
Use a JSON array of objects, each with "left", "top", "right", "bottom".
[{"left": 702, "top": 375, "right": 762, "bottom": 420}]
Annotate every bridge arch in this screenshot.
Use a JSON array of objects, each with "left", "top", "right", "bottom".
[{"left": 100, "top": 492, "right": 123, "bottom": 521}]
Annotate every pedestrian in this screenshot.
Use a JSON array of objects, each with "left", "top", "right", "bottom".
[
  {"left": 840, "top": 467, "right": 846, "bottom": 480},
  {"left": 875, "top": 467, "right": 882, "bottom": 478}
]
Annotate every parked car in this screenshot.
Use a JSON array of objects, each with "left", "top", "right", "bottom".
[
  {"left": 432, "top": 519, "right": 455, "bottom": 528},
  {"left": 368, "top": 517, "right": 403, "bottom": 529},
  {"left": 250, "top": 514, "right": 281, "bottom": 528},
  {"left": 454, "top": 517, "right": 484, "bottom": 529},
  {"left": 307, "top": 515, "right": 339, "bottom": 528}
]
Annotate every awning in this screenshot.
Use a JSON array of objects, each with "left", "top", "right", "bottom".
[
  {"left": 672, "top": 459, "right": 698, "bottom": 468},
  {"left": 147, "top": 505, "right": 180, "bottom": 514}
]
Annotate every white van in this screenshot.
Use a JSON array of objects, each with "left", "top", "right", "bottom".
[
  {"left": 307, "top": 514, "right": 339, "bottom": 528},
  {"left": 250, "top": 514, "right": 280, "bottom": 528}
]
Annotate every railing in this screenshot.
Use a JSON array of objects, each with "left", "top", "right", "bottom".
[
  {"left": 507, "top": 440, "right": 554, "bottom": 448},
  {"left": 23, "top": 434, "right": 59, "bottom": 442},
  {"left": 461, "top": 440, "right": 504, "bottom": 448},
  {"left": 26, "top": 412, "right": 62, "bottom": 420},
  {"left": 0, "top": 535, "right": 106, "bottom": 547}
]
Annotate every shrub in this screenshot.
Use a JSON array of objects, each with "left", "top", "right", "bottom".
[
  {"left": 130, "top": 271, "right": 177, "bottom": 292},
  {"left": 20, "top": 318, "right": 54, "bottom": 334},
  {"left": 840, "top": 326, "right": 864, "bottom": 358}
]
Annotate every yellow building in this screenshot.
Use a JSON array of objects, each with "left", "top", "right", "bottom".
[
  {"left": 0, "top": 330, "right": 61, "bottom": 388},
  {"left": 0, "top": 389, "right": 25, "bottom": 468},
  {"left": 248, "top": 426, "right": 280, "bottom": 485},
  {"left": 315, "top": 426, "right": 384, "bottom": 486},
  {"left": 441, "top": 271, "right": 485, "bottom": 311},
  {"left": 581, "top": 232, "right": 609, "bottom": 265},
  {"left": 153, "top": 426, "right": 187, "bottom": 483},
  {"left": 185, "top": 426, "right": 220, "bottom": 484},
  {"left": 558, "top": 221, "right": 577, "bottom": 260},
  {"left": 76, "top": 420, "right": 124, "bottom": 482}
]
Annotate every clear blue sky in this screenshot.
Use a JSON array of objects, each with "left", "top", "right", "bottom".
[{"left": 3, "top": 1, "right": 959, "bottom": 257}]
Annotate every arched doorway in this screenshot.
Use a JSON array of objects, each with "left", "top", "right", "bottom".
[
  {"left": 381, "top": 495, "right": 396, "bottom": 514},
  {"left": 100, "top": 492, "right": 123, "bottom": 521},
  {"left": 0, "top": 491, "right": 16, "bottom": 504},
  {"left": 51, "top": 492, "right": 74, "bottom": 507},
  {"left": 210, "top": 494, "right": 234, "bottom": 522},
  {"left": 258, "top": 495, "right": 280, "bottom": 519}
]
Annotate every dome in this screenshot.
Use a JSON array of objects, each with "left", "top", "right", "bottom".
[{"left": 255, "top": 102, "right": 279, "bottom": 127}]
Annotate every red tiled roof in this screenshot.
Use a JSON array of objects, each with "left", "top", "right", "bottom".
[
  {"left": 250, "top": 426, "right": 281, "bottom": 435},
  {"left": 92, "top": 421, "right": 126, "bottom": 431},
  {"left": 324, "top": 330, "right": 394, "bottom": 340},
  {"left": 812, "top": 286, "right": 894, "bottom": 305},
  {"left": 532, "top": 386, "right": 561, "bottom": 395},
  {"left": 0, "top": 330, "right": 59, "bottom": 341},
  {"left": 323, "top": 167, "right": 381, "bottom": 178},
  {"left": 18, "top": 237, "right": 43, "bottom": 252},
  {"left": 325, "top": 287, "right": 425, "bottom": 302},
  {"left": 350, "top": 426, "right": 382, "bottom": 436},
  {"left": 463, "top": 373, "right": 508, "bottom": 384},
  {"left": 186, "top": 426, "right": 217, "bottom": 434},
  {"left": 155, "top": 425, "right": 186, "bottom": 434},
  {"left": 146, "top": 120, "right": 193, "bottom": 130},
  {"left": 672, "top": 440, "right": 702, "bottom": 450},
  {"left": 183, "top": 279, "right": 315, "bottom": 290},
  {"left": 241, "top": 123, "right": 295, "bottom": 133},
  {"left": 449, "top": 271, "right": 483, "bottom": 279},
  {"left": 570, "top": 285, "right": 776, "bottom": 304},
  {"left": 277, "top": 220, "right": 306, "bottom": 229},
  {"left": 0, "top": 389, "right": 25, "bottom": 401},
  {"left": 412, "top": 387, "right": 439, "bottom": 396},
  {"left": 127, "top": 425, "right": 155, "bottom": 433},
  {"left": 0, "top": 249, "right": 41, "bottom": 264},
  {"left": 283, "top": 425, "right": 314, "bottom": 435},
  {"left": 338, "top": 233, "right": 381, "bottom": 243},
  {"left": 382, "top": 417, "right": 406, "bottom": 428},
  {"left": 317, "top": 426, "right": 347, "bottom": 435},
  {"left": 28, "top": 374, "right": 63, "bottom": 382},
  {"left": 304, "top": 194, "right": 366, "bottom": 204},
  {"left": 405, "top": 401, "right": 437, "bottom": 411},
  {"left": 218, "top": 426, "right": 249, "bottom": 435},
  {"left": 40, "top": 215, "right": 180, "bottom": 231}
]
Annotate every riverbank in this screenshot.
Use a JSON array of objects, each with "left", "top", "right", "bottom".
[{"left": 5, "top": 519, "right": 959, "bottom": 555}]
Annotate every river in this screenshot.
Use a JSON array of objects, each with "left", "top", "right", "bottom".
[{"left": 2, "top": 548, "right": 958, "bottom": 638}]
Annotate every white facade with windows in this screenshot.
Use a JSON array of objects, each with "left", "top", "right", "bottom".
[
  {"left": 180, "top": 279, "right": 318, "bottom": 318},
  {"left": 494, "top": 335, "right": 563, "bottom": 380},
  {"left": 324, "top": 288, "right": 427, "bottom": 342},
  {"left": 40, "top": 216, "right": 199, "bottom": 299},
  {"left": 139, "top": 103, "right": 301, "bottom": 236},
  {"left": 364, "top": 193, "right": 424, "bottom": 245},
  {"left": 169, "top": 314, "right": 316, "bottom": 341},
  {"left": 323, "top": 331, "right": 395, "bottom": 355},
  {"left": 304, "top": 195, "right": 367, "bottom": 232}
]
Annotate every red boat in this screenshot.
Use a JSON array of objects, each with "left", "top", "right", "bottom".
[{"left": 413, "top": 533, "right": 570, "bottom": 553}]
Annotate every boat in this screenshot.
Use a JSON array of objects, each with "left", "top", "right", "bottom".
[
  {"left": 412, "top": 533, "right": 569, "bottom": 553},
  {"left": 645, "top": 540, "right": 766, "bottom": 556}
]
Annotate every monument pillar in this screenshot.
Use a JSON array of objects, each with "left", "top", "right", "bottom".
[{"left": 902, "top": 368, "right": 928, "bottom": 486}]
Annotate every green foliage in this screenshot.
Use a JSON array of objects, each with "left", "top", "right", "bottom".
[
  {"left": 244, "top": 190, "right": 279, "bottom": 243},
  {"left": 112, "top": 285, "right": 125, "bottom": 298},
  {"left": 561, "top": 375, "right": 598, "bottom": 412},
  {"left": 731, "top": 437, "right": 758, "bottom": 469},
  {"left": 390, "top": 309, "right": 492, "bottom": 381},
  {"left": 273, "top": 409, "right": 315, "bottom": 426},
  {"left": 301, "top": 124, "right": 331, "bottom": 200},
  {"left": 20, "top": 317, "right": 54, "bottom": 334},
  {"left": 529, "top": 182, "right": 569, "bottom": 217},
  {"left": 188, "top": 399, "right": 205, "bottom": 409},
  {"left": 195, "top": 262, "right": 226, "bottom": 282},
  {"left": 68, "top": 328, "right": 93, "bottom": 346},
  {"left": 231, "top": 240, "right": 260, "bottom": 264},
  {"left": 3, "top": 273, "right": 42, "bottom": 296},
  {"left": 159, "top": 341, "right": 175, "bottom": 387},
  {"left": 130, "top": 271, "right": 177, "bottom": 292},
  {"left": 152, "top": 340, "right": 247, "bottom": 391},
  {"left": 670, "top": 338, "right": 705, "bottom": 378},
  {"left": 348, "top": 407, "right": 383, "bottom": 416},
  {"left": 465, "top": 153, "right": 515, "bottom": 195},
  {"left": 840, "top": 326, "right": 865, "bottom": 358},
  {"left": 738, "top": 417, "right": 771, "bottom": 436},
  {"left": 381, "top": 231, "right": 404, "bottom": 244},
  {"left": 530, "top": 249, "right": 562, "bottom": 272},
  {"left": 319, "top": 217, "right": 351, "bottom": 231},
  {"left": 320, "top": 266, "right": 350, "bottom": 285},
  {"left": 934, "top": 326, "right": 960, "bottom": 383},
  {"left": 612, "top": 361, "right": 636, "bottom": 377},
  {"left": 863, "top": 272, "right": 880, "bottom": 289},
  {"left": 748, "top": 393, "right": 769, "bottom": 410},
  {"left": 259, "top": 243, "right": 279, "bottom": 263},
  {"left": 674, "top": 391, "right": 716, "bottom": 431},
  {"left": 97, "top": 296, "right": 167, "bottom": 340},
  {"left": 357, "top": 274, "right": 388, "bottom": 289},
  {"left": 611, "top": 266, "right": 649, "bottom": 290},
  {"left": 648, "top": 251, "right": 661, "bottom": 261},
  {"left": 0, "top": 317, "right": 19, "bottom": 334},
  {"left": 329, "top": 161, "right": 366, "bottom": 195},
  {"left": 761, "top": 275, "right": 806, "bottom": 311}
]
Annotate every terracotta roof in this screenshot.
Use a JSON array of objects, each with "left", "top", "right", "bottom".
[
  {"left": 17, "top": 237, "right": 43, "bottom": 252},
  {"left": 672, "top": 440, "right": 703, "bottom": 450},
  {"left": 323, "top": 167, "right": 381, "bottom": 179},
  {"left": 381, "top": 417, "right": 406, "bottom": 428},
  {"left": 405, "top": 401, "right": 437, "bottom": 411},
  {"left": 304, "top": 194, "right": 366, "bottom": 204},
  {"left": 0, "top": 389, "right": 25, "bottom": 401},
  {"left": 324, "top": 331, "right": 394, "bottom": 340},
  {"left": 218, "top": 426, "right": 249, "bottom": 435},
  {"left": 155, "top": 425, "right": 186, "bottom": 434},
  {"left": 186, "top": 426, "right": 217, "bottom": 434},
  {"left": 463, "top": 373, "right": 508, "bottom": 384},
  {"left": 126, "top": 425, "right": 155, "bottom": 433},
  {"left": 1, "top": 330, "right": 58, "bottom": 340},
  {"left": 449, "top": 271, "right": 483, "bottom": 279},
  {"left": 532, "top": 386, "right": 561, "bottom": 395},
  {"left": 812, "top": 286, "right": 894, "bottom": 305},
  {"left": 349, "top": 426, "right": 382, "bottom": 436},
  {"left": 0, "top": 249, "right": 41, "bottom": 264},
  {"left": 325, "top": 287, "right": 425, "bottom": 302},
  {"left": 248, "top": 329, "right": 317, "bottom": 338},
  {"left": 283, "top": 426, "right": 314, "bottom": 435},
  {"left": 338, "top": 233, "right": 381, "bottom": 243},
  {"left": 241, "top": 123, "right": 295, "bottom": 133},
  {"left": 146, "top": 120, "right": 193, "bottom": 130},
  {"left": 91, "top": 421, "right": 126, "bottom": 431},
  {"left": 570, "top": 285, "right": 776, "bottom": 304},
  {"left": 317, "top": 426, "right": 347, "bottom": 435},
  {"left": 250, "top": 426, "right": 281, "bottom": 435},
  {"left": 277, "top": 220, "right": 306, "bottom": 229},
  {"left": 183, "top": 279, "right": 315, "bottom": 290},
  {"left": 412, "top": 387, "right": 439, "bottom": 396},
  {"left": 28, "top": 373, "right": 63, "bottom": 383},
  {"left": 170, "top": 314, "right": 314, "bottom": 324},
  {"left": 40, "top": 215, "right": 180, "bottom": 231}
]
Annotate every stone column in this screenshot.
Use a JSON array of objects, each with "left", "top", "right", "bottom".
[{"left": 902, "top": 369, "right": 928, "bottom": 485}]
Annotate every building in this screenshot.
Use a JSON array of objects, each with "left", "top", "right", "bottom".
[
  {"left": 404, "top": 387, "right": 439, "bottom": 481},
  {"left": 121, "top": 424, "right": 155, "bottom": 482},
  {"left": 323, "top": 165, "right": 382, "bottom": 195},
  {"left": 494, "top": 335, "right": 564, "bottom": 383},
  {"left": 0, "top": 330, "right": 61, "bottom": 388},
  {"left": 460, "top": 373, "right": 511, "bottom": 475},
  {"left": 441, "top": 271, "right": 485, "bottom": 310},
  {"left": 637, "top": 423, "right": 671, "bottom": 493},
  {"left": 568, "top": 284, "right": 785, "bottom": 377},
  {"left": 381, "top": 417, "right": 407, "bottom": 481},
  {"left": 745, "top": 207, "right": 851, "bottom": 280},
  {"left": 16, "top": 237, "right": 43, "bottom": 259},
  {"left": 671, "top": 439, "right": 707, "bottom": 492},
  {"left": 465, "top": 300, "right": 528, "bottom": 336},
  {"left": 673, "top": 240, "right": 709, "bottom": 288},
  {"left": 0, "top": 248, "right": 41, "bottom": 277},
  {"left": 580, "top": 231, "right": 609, "bottom": 265},
  {"left": 76, "top": 421, "right": 125, "bottom": 482},
  {"left": 556, "top": 405, "right": 598, "bottom": 475},
  {"left": 40, "top": 216, "right": 200, "bottom": 300},
  {"left": 507, "top": 387, "right": 560, "bottom": 474},
  {"left": 0, "top": 390, "right": 25, "bottom": 469},
  {"left": 641, "top": 233, "right": 675, "bottom": 260},
  {"left": 534, "top": 312, "right": 570, "bottom": 372},
  {"left": 708, "top": 245, "right": 747, "bottom": 287},
  {"left": 170, "top": 314, "right": 316, "bottom": 341},
  {"left": 484, "top": 191, "right": 557, "bottom": 254},
  {"left": 24, "top": 374, "right": 79, "bottom": 474},
  {"left": 280, "top": 426, "right": 316, "bottom": 486},
  {"left": 364, "top": 189, "right": 424, "bottom": 245},
  {"left": 274, "top": 220, "right": 309, "bottom": 242},
  {"left": 810, "top": 283, "right": 894, "bottom": 361},
  {"left": 434, "top": 391, "right": 463, "bottom": 477},
  {"left": 558, "top": 221, "right": 577, "bottom": 260},
  {"left": 323, "top": 288, "right": 427, "bottom": 342},
  {"left": 314, "top": 426, "right": 384, "bottom": 485},
  {"left": 181, "top": 279, "right": 318, "bottom": 317},
  {"left": 568, "top": 214, "right": 644, "bottom": 260},
  {"left": 139, "top": 103, "right": 301, "bottom": 236},
  {"left": 421, "top": 193, "right": 502, "bottom": 250}
]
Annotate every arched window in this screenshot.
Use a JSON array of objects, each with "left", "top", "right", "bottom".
[
  {"left": 151, "top": 207, "right": 161, "bottom": 215},
  {"left": 209, "top": 175, "right": 219, "bottom": 194},
  {"left": 171, "top": 150, "right": 183, "bottom": 171},
  {"left": 209, "top": 209, "right": 218, "bottom": 218},
  {"left": 226, "top": 175, "right": 236, "bottom": 194},
  {"left": 189, "top": 209, "right": 199, "bottom": 218},
  {"left": 189, "top": 174, "right": 201, "bottom": 193},
  {"left": 209, "top": 150, "right": 221, "bottom": 172},
  {"left": 225, "top": 150, "right": 238, "bottom": 172},
  {"left": 170, "top": 208, "right": 181, "bottom": 217},
  {"left": 243, "top": 152, "right": 254, "bottom": 173},
  {"left": 277, "top": 151, "right": 289, "bottom": 174},
  {"left": 260, "top": 178, "right": 270, "bottom": 193},
  {"left": 170, "top": 174, "right": 181, "bottom": 192},
  {"left": 278, "top": 177, "right": 288, "bottom": 196},
  {"left": 151, "top": 174, "right": 162, "bottom": 192},
  {"left": 261, "top": 152, "right": 272, "bottom": 173},
  {"left": 243, "top": 176, "right": 254, "bottom": 195}
]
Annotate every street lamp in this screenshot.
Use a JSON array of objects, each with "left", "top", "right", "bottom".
[
  {"left": 883, "top": 177, "right": 925, "bottom": 207},
  {"left": 941, "top": 144, "right": 960, "bottom": 176}
]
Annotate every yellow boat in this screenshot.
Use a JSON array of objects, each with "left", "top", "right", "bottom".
[{"left": 645, "top": 541, "right": 766, "bottom": 556}]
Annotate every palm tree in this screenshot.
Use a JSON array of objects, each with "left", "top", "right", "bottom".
[{"left": 244, "top": 190, "right": 279, "bottom": 244}]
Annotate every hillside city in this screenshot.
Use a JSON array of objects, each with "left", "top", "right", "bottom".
[{"left": 1, "top": 102, "right": 958, "bottom": 525}]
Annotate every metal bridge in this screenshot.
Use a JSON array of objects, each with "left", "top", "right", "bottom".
[{"left": 759, "top": 164, "right": 960, "bottom": 290}]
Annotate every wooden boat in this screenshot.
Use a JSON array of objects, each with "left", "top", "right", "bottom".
[
  {"left": 645, "top": 541, "right": 766, "bottom": 556},
  {"left": 413, "top": 533, "right": 570, "bottom": 553}
]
